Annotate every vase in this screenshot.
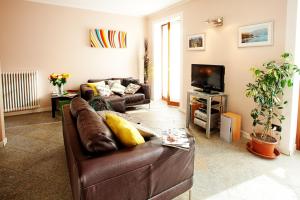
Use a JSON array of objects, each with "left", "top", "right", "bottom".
[{"left": 57, "top": 85, "right": 64, "bottom": 95}]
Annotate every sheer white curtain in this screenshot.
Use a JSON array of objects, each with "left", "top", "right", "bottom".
[
  {"left": 152, "top": 15, "right": 182, "bottom": 104},
  {"left": 169, "top": 20, "right": 181, "bottom": 103},
  {"left": 162, "top": 24, "right": 169, "bottom": 99},
  {"left": 152, "top": 23, "right": 162, "bottom": 101}
]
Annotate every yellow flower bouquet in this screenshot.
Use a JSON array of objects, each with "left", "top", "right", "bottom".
[
  {"left": 49, "top": 73, "right": 70, "bottom": 87},
  {"left": 49, "top": 73, "right": 70, "bottom": 95}
]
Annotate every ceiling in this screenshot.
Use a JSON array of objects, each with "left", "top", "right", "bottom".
[{"left": 27, "top": 0, "right": 188, "bottom": 16}]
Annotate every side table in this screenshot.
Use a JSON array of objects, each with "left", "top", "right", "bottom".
[{"left": 51, "top": 92, "right": 79, "bottom": 118}]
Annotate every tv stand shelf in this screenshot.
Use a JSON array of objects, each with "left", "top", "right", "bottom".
[{"left": 186, "top": 90, "right": 227, "bottom": 138}]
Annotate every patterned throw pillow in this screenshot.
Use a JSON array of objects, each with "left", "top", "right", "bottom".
[
  {"left": 96, "top": 84, "right": 112, "bottom": 97},
  {"left": 107, "top": 80, "right": 121, "bottom": 88},
  {"left": 111, "top": 82, "right": 126, "bottom": 95},
  {"left": 125, "top": 83, "right": 141, "bottom": 94}
]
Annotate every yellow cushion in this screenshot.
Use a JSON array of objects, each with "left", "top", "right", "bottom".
[
  {"left": 87, "top": 81, "right": 105, "bottom": 96},
  {"left": 105, "top": 113, "right": 145, "bottom": 147}
]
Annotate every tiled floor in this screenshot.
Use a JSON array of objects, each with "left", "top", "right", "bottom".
[
  {"left": 1, "top": 111, "right": 71, "bottom": 200},
  {"left": 1, "top": 101, "right": 300, "bottom": 200}
]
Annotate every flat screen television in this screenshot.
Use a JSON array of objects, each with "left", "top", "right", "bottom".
[{"left": 191, "top": 64, "right": 225, "bottom": 93}]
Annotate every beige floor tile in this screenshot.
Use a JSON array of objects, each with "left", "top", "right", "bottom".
[{"left": 1, "top": 101, "right": 300, "bottom": 200}]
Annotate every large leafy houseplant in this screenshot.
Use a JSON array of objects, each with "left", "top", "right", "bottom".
[{"left": 246, "top": 53, "right": 299, "bottom": 145}]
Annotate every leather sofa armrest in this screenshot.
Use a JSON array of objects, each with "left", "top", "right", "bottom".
[
  {"left": 80, "top": 84, "right": 94, "bottom": 101},
  {"left": 78, "top": 137, "right": 194, "bottom": 188},
  {"left": 138, "top": 83, "right": 151, "bottom": 100}
]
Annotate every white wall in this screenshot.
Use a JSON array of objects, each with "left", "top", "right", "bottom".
[
  {"left": 147, "top": 0, "right": 287, "bottom": 136},
  {"left": 0, "top": 0, "right": 145, "bottom": 110}
]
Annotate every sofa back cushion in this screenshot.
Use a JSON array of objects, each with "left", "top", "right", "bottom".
[
  {"left": 70, "top": 97, "right": 92, "bottom": 118},
  {"left": 122, "top": 78, "right": 140, "bottom": 87},
  {"left": 88, "top": 78, "right": 110, "bottom": 83},
  {"left": 77, "top": 109, "right": 118, "bottom": 153}
]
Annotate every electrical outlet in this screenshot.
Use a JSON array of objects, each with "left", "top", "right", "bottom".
[{"left": 272, "top": 124, "right": 282, "bottom": 132}]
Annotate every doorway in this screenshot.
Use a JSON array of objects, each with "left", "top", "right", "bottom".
[{"left": 160, "top": 19, "right": 181, "bottom": 106}]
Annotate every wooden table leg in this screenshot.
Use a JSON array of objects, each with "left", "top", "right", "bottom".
[
  {"left": 186, "top": 92, "right": 191, "bottom": 128},
  {"left": 51, "top": 98, "right": 56, "bottom": 118}
]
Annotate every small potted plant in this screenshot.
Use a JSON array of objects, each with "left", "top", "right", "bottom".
[{"left": 245, "top": 53, "right": 299, "bottom": 158}]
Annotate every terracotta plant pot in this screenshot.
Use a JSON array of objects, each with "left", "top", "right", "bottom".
[{"left": 251, "top": 133, "right": 278, "bottom": 157}]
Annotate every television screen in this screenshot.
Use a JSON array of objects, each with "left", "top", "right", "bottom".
[{"left": 191, "top": 64, "right": 225, "bottom": 93}]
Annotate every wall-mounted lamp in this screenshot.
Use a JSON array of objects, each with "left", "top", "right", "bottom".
[{"left": 205, "top": 17, "right": 224, "bottom": 27}]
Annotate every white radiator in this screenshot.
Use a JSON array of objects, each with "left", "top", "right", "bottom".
[{"left": 1, "top": 71, "right": 40, "bottom": 112}]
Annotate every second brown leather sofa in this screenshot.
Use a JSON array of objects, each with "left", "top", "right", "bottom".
[{"left": 80, "top": 78, "right": 151, "bottom": 112}]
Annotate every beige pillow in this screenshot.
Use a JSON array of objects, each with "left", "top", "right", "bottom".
[
  {"left": 125, "top": 83, "right": 141, "bottom": 94},
  {"left": 96, "top": 84, "right": 112, "bottom": 97},
  {"left": 111, "top": 82, "right": 126, "bottom": 95},
  {"left": 108, "top": 80, "right": 121, "bottom": 88}
]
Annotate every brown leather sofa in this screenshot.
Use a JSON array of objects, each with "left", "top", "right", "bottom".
[
  {"left": 80, "top": 78, "right": 151, "bottom": 112},
  {"left": 62, "top": 97, "right": 195, "bottom": 200}
]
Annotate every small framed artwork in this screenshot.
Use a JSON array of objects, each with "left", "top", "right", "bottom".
[
  {"left": 187, "top": 33, "right": 205, "bottom": 50},
  {"left": 238, "top": 21, "right": 273, "bottom": 47}
]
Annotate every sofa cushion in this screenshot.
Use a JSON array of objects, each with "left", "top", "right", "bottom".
[
  {"left": 101, "top": 94, "right": 125, "bottom": 112},
  {"left": 105, "top": 113, "right": 145, "bottom": 147},
  {"left": 111, "top": 82, "right": 126, "bottom": 95},
  {"left": 122, "top": 78, "right": 139, "bottom": 87},
  {"left": 96, "top": 84, "right": 112, "bottom": 97},
  {"left": 70, "top": 97, "right": 93, "bottom": 118},
  {"left": 89, "top": 96, "right": 112, "bottom": 111},
  {"left": 108, "top": 80, "right": 121, "bottom": 88},
  {"left": 87, "top": 81, "right": 105, "bottom": 96},
  {"left": 102, "top": 94, "right": 123, "bottom": 102},
  {"left": 123, "top": 93, "right": 145, "bottom": 104},
  {"left": 125, "top": 83, "right": 141, "bottom": 94},
  {"left": 77, "top": 109, "right": 118, "bottom": 153}
]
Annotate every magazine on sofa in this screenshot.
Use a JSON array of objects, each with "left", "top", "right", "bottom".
[{"left": 160, "top": 128, "right": 190, "bottom": 150}]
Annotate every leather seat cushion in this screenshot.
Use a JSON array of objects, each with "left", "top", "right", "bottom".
[
  {"left": 103, "top": 95, "right": 126, "bottom": 113},
  {"left": 102, "top": 94, "right": 123, "bottom": 102},
  {"left": 123, "top": 93, "right": 145, "bottom": 104},
  {"left": 77, "top": 108, "right": 118, "bottom": 153},
  {"left": 70, "top": 97, "right": 93, "bottom": 118}
]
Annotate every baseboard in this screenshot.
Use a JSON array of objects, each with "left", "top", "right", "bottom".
[
  {"left": 0, "top": 137, "right": 7, "bottom": 147},
  {"left": 4, "top": 107, "right": 51, "bottom": 117},
  {"left": 241, "top": 130, "right": 251, "bottom": 140}
]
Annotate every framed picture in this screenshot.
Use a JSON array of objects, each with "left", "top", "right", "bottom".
[
  {"left": 187, "top": 33, "right": 205, "bottom": 50},
  {"left": 238, "top": 21, "right": 273, "bottom": 47}
]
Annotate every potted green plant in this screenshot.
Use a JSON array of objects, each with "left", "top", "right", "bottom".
[{"left": 245, "top": 53, "right": 299, "bottom": 158}]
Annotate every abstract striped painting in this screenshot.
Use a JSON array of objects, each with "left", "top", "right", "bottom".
[{"left": 90, "top": 29, "right": 127, "bottom": 48}]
